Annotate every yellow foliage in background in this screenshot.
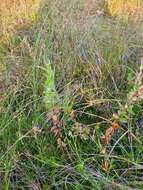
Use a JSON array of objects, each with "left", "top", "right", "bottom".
[
  {"left": 106, "top": 0, "right": 142, "bottom": 18},
  {"left": 0, "top": 0, "right": 41, "bottom": 36},
  {"left": 0, "top": 0, "right": 42, "bottom": 78}
]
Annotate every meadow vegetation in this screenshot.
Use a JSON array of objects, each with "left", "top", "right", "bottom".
[{"left": 0, "top": 0, "right": 143, "bottom": 189}]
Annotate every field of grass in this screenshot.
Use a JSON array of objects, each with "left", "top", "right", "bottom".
[{"left": 1, "top": 0, "right": 143, "bottom": 189}]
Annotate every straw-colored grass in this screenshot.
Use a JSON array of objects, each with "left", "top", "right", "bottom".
[
  {"left": 0, "top": 0, "right": 41, "bottom": 36},
  {"left": 107, "top": 0, "right": 142, "bottom": 19}
]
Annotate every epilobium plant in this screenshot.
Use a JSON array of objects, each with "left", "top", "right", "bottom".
[{"left": 44, "top": 60, "right": 59, "bottom": 110}]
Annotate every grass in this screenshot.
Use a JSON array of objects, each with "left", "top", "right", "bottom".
[
  {"left": 107, "top": 0, "right": 142, "bottom": 18},
  {"left": 0, "top": 0, "right": 143, "bottom": 189}
]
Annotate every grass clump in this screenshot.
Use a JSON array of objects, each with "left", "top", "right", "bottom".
[{"left": 0, "top": 0, "right": 143, "bottom": 189}]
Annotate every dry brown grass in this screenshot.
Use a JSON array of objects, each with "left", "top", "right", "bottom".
[
  {"left": 106, "top": 0, "right": 143, "bottom": 19},
  {"left": 0, "top": 1, "right": 43, "bottom": 105},
  {"left": 0, "top": 0, "right": 41, "bottom": 37}
]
